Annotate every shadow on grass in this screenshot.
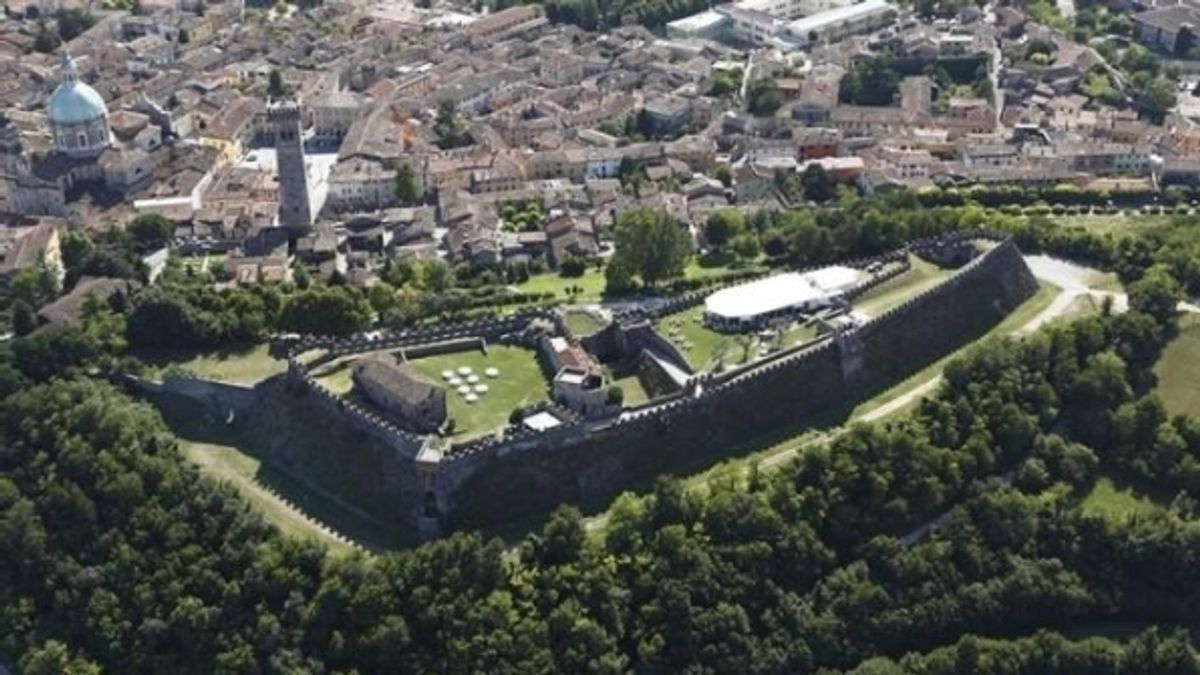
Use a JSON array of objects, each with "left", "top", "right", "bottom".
[
  {"left": 134, "top": 344, "right": 266, "bottom": 371},
  {"left": 146, "top": 388, "right": 413, "bottom": 552}
]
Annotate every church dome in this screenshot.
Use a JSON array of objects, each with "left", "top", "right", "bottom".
[{"left": 47, "top": 53, "right": 108, "bottom": 126}]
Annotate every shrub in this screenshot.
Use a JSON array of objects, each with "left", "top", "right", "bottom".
[
  {"left": 606, "top": 385, "right": 625, "bottom": 406},
  {"left": 559, "top": 257, "right": 587, "bottom": 278}
]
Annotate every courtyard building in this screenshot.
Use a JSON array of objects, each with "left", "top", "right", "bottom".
[{"left": 352, "top": 358, "right": 448, "bottom": 433}]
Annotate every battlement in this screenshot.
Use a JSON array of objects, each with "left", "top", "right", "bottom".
[
  {"left": 257, "top": 231, "right": 1037, "bottom": 539},
  {"left": 266, "top": 100, "right": 304, "bottom": 120}
]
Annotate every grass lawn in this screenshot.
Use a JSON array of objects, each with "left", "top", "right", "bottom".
[
  {"left": 1080, "top": 475, "right": 1164, "bottom": 522},
  {"left": 1154, "top": 313, "right": 1200, "bottom": 417},
  {"left": 1056, "top": 294, "right": 1103, "bottom": 324},
  {"left": 684, "top": 256, "right": 765, "bottom": 280},
  {"left": 564, "top": 309, "right": 609, "bottom": 337},
  {"left": 406, "top": 345, "right": 549, "bottom": 439},
  {"left": 518, "top": 268, "right": 606, "bottom": 301},
  {"left": 610, "top": 373, "right": 650, "bottom": 407},
  {"left": 853, "top": 255, "right": 954, "bottom": 316},
  {"left": 307, "top": 350, "right": 396, "bottom": 395},
  {"left": 656, "top": 305, "right": 745, "bottom": 371},
  {"left": 182, "top": 440, "right": 360, "bottom": 554},
  {"left": 1053, "top": 213, "right": 1173, "bottom": 237},
  {"left": 138, "top": 343, "right": 285, "bottom": 385}
]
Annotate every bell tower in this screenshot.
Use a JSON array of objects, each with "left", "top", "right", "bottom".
[{"left": 267, "top": 99, "right": 312, "bottom": 232}]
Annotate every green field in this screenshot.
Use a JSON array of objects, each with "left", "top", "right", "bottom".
[
  {"left": 518, "top": 268, "right": 607, "bottom": 301},
  {"left": 1081, "top": 476, "right": 1163, "bottom": 522},
  {"left": 406, "top": 345, "right": 550, "bottom": 439},
  {"left": 657, "top": 303, "right": 729, "bottom": 367},
  {"left": 1056, "top": 294, "right": 1103, "bottom": 324},
  {"left": 1154, "top": 313, "right": 1200, "bottom": 416},
  {"left": 853, "top": 256, "right": 954, "bottom": 316},
  {"left": 1053, "top": 213, "right": 1172, "bottom": 236},
  {"left": 564, "top": 309, "right": 609, "bottom": 337},
  {"left": 610, "top": 373, "right": 650, "bottom": 407},
  {"left": 138, "top": 343, "right": 285, "bottom": 385}
]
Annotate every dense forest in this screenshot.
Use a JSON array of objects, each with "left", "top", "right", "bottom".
[{"left": 7, "top": 202, "right": 1200, "bottom": 672}]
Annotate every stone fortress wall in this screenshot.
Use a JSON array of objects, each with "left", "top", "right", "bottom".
[
  {"left": 439, "top": 233, "right": 1037, "bottom": 530},
  {"left": 158, "top": 231, "right": 1036, "bottom": 538}
]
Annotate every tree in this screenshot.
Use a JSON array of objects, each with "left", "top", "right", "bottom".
[
  {"left": 267, "top": 69, "right": 286, "bottom": 99},
  {"left": 800, "top": 163, "right": 836, "bottom": 203},
  {"left": 33, "top": 19, "right": 60, "bottom": 53},
  {"left": 54, "top": 8, "right": 96, "bottom": 41},
  {"left": 19, "top": 641, "right": 101, "bottom": 675},
  {"left": 279, "top": 286, "right": 372, "bottom": 335},
  {"left": 704, "top": 209, "right": 746, "bottom": 249},
  {"left": 11, "top": 301, "right": 37, "bottom": 337},
  {"left": 419, "top": 259, "right": 453, "bottom": 293},
  {"left": 127, "top": 212, "right": 173, "bottom": 252},
  {"left": 714, "top": 164, "right": 733, "bottom": 188},
  {"left": 606, "top": 384, "right": 625, "bottom": 406},
  {"left": 610, "top": 209, "right": 692, "bottom": 288},
  {"left": 746, "top": 78, "right": 783, "bottom": 116},
  {"left": 434, "top": 100, "right": 469, "bottom": 150},
  {"left": 559, "top": 256, "right": 586, "bottom": 278},
  {"left": 604, "top": 256, "right": 637, "bottom": 294},
  {"left": 709, "top": 69, "right": 740, "bottom": 98},
  {"left": 730, "top": 233, "right": 760, "bottom": 260},
  {"left": 395, "top": 163, "right": 420, "bottom": 206},
  {"left": 1128, "top": 265, "right": 1181, "bottom": 328},
  {"left": 840, "top": 55, "right": 901, "bottom": 106}
]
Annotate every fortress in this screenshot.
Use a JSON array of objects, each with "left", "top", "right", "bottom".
[{"left": 146, "top": 232, "right": 1038, "bottom": 539}]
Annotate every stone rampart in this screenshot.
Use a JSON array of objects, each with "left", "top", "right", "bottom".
[{"left": 439, "top": 235, "right": 1038, "bottom": 530}]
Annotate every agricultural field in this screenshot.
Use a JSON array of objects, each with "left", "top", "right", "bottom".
[
  {"left": 405, "top": 345, "right": 550, "bottom": 439},
  {"left": 1154, "top": 313, "right": 1200, "bottom": 417},
  {"left": 138, "top": 343, "right": 285, "bottom": 385}
]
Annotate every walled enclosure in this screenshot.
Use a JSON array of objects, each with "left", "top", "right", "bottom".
[
  {"left": 442, "top": 237, "right": 1038, "bottom": 530},
  {"left": 140, "top": 235, "right": 1038, "bottom": 540}
]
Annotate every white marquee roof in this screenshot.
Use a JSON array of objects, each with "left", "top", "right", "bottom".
[{"left": 704, "top": 266, "right": 860, "bottom": 320}]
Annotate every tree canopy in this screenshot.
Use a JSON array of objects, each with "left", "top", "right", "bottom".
[{"left": 608, "top": 208, "right": 693, "bottom": 289}]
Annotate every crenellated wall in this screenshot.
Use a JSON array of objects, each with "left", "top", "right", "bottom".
[
  {"left": 165, "top": 233, "right": 1037, "bottom": 539},
  {"left": 440, "top": 237, "right": 1038, "bottom": 530}
]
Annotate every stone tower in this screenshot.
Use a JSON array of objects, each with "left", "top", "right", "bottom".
[{"left": 267, "top": 99, "right": 312, "bottom": 231}]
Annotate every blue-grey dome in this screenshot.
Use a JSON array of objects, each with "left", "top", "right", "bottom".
[{"left": 47, "top": 53, "right": 108, "bottom": 126}]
